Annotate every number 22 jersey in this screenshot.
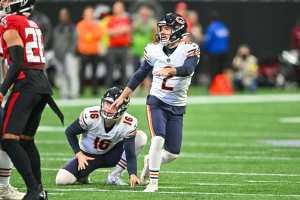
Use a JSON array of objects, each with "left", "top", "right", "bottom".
[{"left": 0, "top": 14, "right": 52, "bottom": 94}]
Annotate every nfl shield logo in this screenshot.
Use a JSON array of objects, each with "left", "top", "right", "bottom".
[{"left": 166, "top": 58, "right": 171, "bottom": 63}]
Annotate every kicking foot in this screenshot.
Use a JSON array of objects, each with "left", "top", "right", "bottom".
[{"left": 143, "top": 183, "right": 158, "bottom": 192}]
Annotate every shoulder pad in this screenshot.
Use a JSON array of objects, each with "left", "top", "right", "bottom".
[
  {"left": 79, "top": 106, "right": 100, "bottom": 130},
  {"left": 121, "top": 113, "right": 138, "bottom": 138}
]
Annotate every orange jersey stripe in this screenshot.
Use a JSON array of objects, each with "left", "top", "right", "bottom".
[{"left": 146, "top": 105, "right": 155, "bottom": 137}]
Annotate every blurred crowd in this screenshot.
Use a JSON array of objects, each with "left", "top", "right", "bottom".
[{"left": 27, "top": 1, "right": 300, "bottom": 98}]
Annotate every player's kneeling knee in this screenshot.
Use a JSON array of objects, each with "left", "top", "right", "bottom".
[
  {"left": 55, "top": 169, "right": 77, "bottom": 185},
  {"left": 136, "top": 130, "right": 147, "bottom": 147}
]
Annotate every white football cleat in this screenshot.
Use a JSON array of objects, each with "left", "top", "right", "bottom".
[
  {"left": 0, "top": 185, "right": 25, "bottom": 200},
  {"left": 143, "top": 183, "right": 158, "bottom": 192},
  {"left": 140, "top": 154, "right": 150, "bottom": 185},
  {"left": 106, "top": 175, "right": 128, "bottom": 186}
]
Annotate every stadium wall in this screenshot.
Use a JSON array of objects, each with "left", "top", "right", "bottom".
[{"left": 36, "top": 0, "right": 300, "bottom": 59}]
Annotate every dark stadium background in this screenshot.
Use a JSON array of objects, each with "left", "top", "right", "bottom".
[{"left": 36, "top": 0, "right": 300, "bottom": 59}]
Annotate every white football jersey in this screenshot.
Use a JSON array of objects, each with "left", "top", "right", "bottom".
[
  {"left": 78, "top": 106, "right": 138, "bottom": 155},
  {"left": 144, "top": 42, "right": 200, "bottom": 106}
]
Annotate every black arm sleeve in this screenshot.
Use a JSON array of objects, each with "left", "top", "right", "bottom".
[
  {"left": 127, "top": 60, "right": 153, "bottom": 91},
  {"left": 123, "top": 136, "right": 137, "bottom": 175},
  {"left": 175, "top": 56, "right": 199, "bottom": 77},
  {"left": 65, "top": 119, "right": 85, "bottom": 154},
  {"left": 0, "top": 46, "right": 24, "bottom": 95}
]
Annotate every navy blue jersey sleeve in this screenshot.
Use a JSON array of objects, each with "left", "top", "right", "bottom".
[
  {"left": 65, "top": 119, "right": 85, "bottom": 154},
  {"left": 123, "top": 136, "right": 137, "bottom": 175},
  {"left": 175, "top": 56, "right": 199, "bottom": 77},
  {"left": 127, "top": 60, "right": 153, "bottom": 91}
]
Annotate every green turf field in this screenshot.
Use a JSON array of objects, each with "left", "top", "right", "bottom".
[{"left": 9, "top": 94, "right": 300, "bottom": 200}]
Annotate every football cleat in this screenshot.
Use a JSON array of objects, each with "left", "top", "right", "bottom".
[
  {"left": 143, "top": 183, "right": 158, "bottom": 192},
  {"left": 140, "top": 154, "right": 150, "bottom": 185},
  {"left": 106, "top": 175, "right": 128, "bottom": 186},
  {"left": 77, "top": 176, "right": 90, "bottom": 184},
  {"left": 0, "top": 185, "right": 24, "bottom": 200},
  {"left": 22, "top": 184, "right": 48, "bottom": 200}
]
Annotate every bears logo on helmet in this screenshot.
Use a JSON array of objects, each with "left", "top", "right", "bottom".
[
  {"left": 100, "top": 87, "right": 130, "bottom": 120},
  {"left": 157, "top": 12, "right": 188, "bottom": 46}
]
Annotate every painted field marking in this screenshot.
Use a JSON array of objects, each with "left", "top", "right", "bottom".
[
  {"left": 280, "top": 117, "right": 300, "bottom": 124},
  {"left": 54, "top": 94, "right": 300, "bottom": 107},
  {"left": 40, "top": 152, "right": 300, "bottom": 162},
  {"left": 41, "top": 168, "right": 300, "bottom": 177},
  {"left": 44, "top": 187, "right": 300, "bottom": 198}
]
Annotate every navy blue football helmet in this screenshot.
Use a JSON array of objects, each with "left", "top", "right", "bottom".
[
  {"left": 100, "top": 87, "right": 130, "bottom": 120},
  {"left": 157, "top": 12, "right": 188, "bottom": 46}
]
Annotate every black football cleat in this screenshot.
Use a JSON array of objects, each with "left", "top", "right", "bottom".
[
  {"left": 77, "top": 176, "right": 90, "bottom": 184},
  {"left": 22, "top": 187, "right": 48, "bottom": 200}
]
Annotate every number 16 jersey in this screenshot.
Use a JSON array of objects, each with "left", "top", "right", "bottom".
[
  {"left": 144, "top": 42, "right": 200, "bottom": 107},
  {"left": 79, "top": 106, "right": 138, "bottom": 155}
]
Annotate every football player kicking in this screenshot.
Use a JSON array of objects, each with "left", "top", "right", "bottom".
[
  {"left": 111, "top": 13, "right": 200, "bottom": 192},
  {"left": 56, "top": 87, "right": 147, "bottom": 187}
]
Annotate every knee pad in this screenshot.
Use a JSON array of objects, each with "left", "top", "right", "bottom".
[
  {"left": 161, "top": 149, "right": 179, "bottom": 164},
  {"left": 135, "top": 130, "right": 147, "bottom": 147},
  {"left": 134, "top": 130, "right": 148, "bottom": 155},
  {"left": 55, "top": 169, "right": 77, "bottom": 185}
]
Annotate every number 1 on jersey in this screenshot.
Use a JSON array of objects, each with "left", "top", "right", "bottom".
[{"left": 25, "top": 27, "right": 46, "bottom": 63}]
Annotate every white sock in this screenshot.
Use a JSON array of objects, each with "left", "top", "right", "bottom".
[
  {"left": 110, "top": 130, "right": 148, "bottom": 177},
  {"left": 161, "top": 149, "right": 179, "bottom": 164},
  {"left": 111, "top": 156, "right": 126, "bottom": 177},
  {"left": 0, "top": 150, "right": 13, "bottom": 187},
  {"left": 148, "top": 136, "right": 165, "bottom": 185}
]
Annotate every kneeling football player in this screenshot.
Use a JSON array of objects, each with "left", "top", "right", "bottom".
[{"left": 55, "top": 87, "right": 147, "bottom": 187}]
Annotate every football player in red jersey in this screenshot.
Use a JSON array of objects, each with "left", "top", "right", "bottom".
[
  {"left": 0, "top": 41, "right": 24, "bottom": 199},
  {"left": 0, "top": 0, "right": 63, "bottom": 199}
]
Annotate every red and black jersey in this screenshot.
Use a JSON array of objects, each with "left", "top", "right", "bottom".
[
  {"left": 0, "top": 14, "right": 46, "bottom": 70},
  {"left": 0, "top": 14, "right": 51, "bottom": 95}
]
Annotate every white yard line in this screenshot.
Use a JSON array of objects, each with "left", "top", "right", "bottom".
[
  {"left": 247, "top": 180, "right": 300, "bottom": 184},
  {"left": 280, "top": 117, "right": 300, "bottom": 123},
  {"left": 40, "top": 152, "right": 300, "bottom": 162},
  {"left": 190, "top": 182, "right": 243, "bottom": 186},
  {"left": 38, "top": 126, "right": 65, "bottom": 132},
  {"left": 54, "top": 94, "right": 300, "bottom": 107},
  {"left": 41, "top": 168, "right": 300, "bottom": 177},
  {"left": 45, "top": 188, "right": 300, "bottom": 197}
]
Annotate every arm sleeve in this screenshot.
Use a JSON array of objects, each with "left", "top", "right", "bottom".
[
  {"left": 127, "top": 60, "right": 153, "bottom": 91},
  {"left": 123, "top": 136, "right": 137, "bottom": 175},
  {"left": 0, "top": 46, "right": 23, "bottom": 95},
  {"left": 65, "top": 119, "right": 85, "bottom": 154},
  {"left": 175, "top": 56, "right": 199, "bottom": 77}
]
